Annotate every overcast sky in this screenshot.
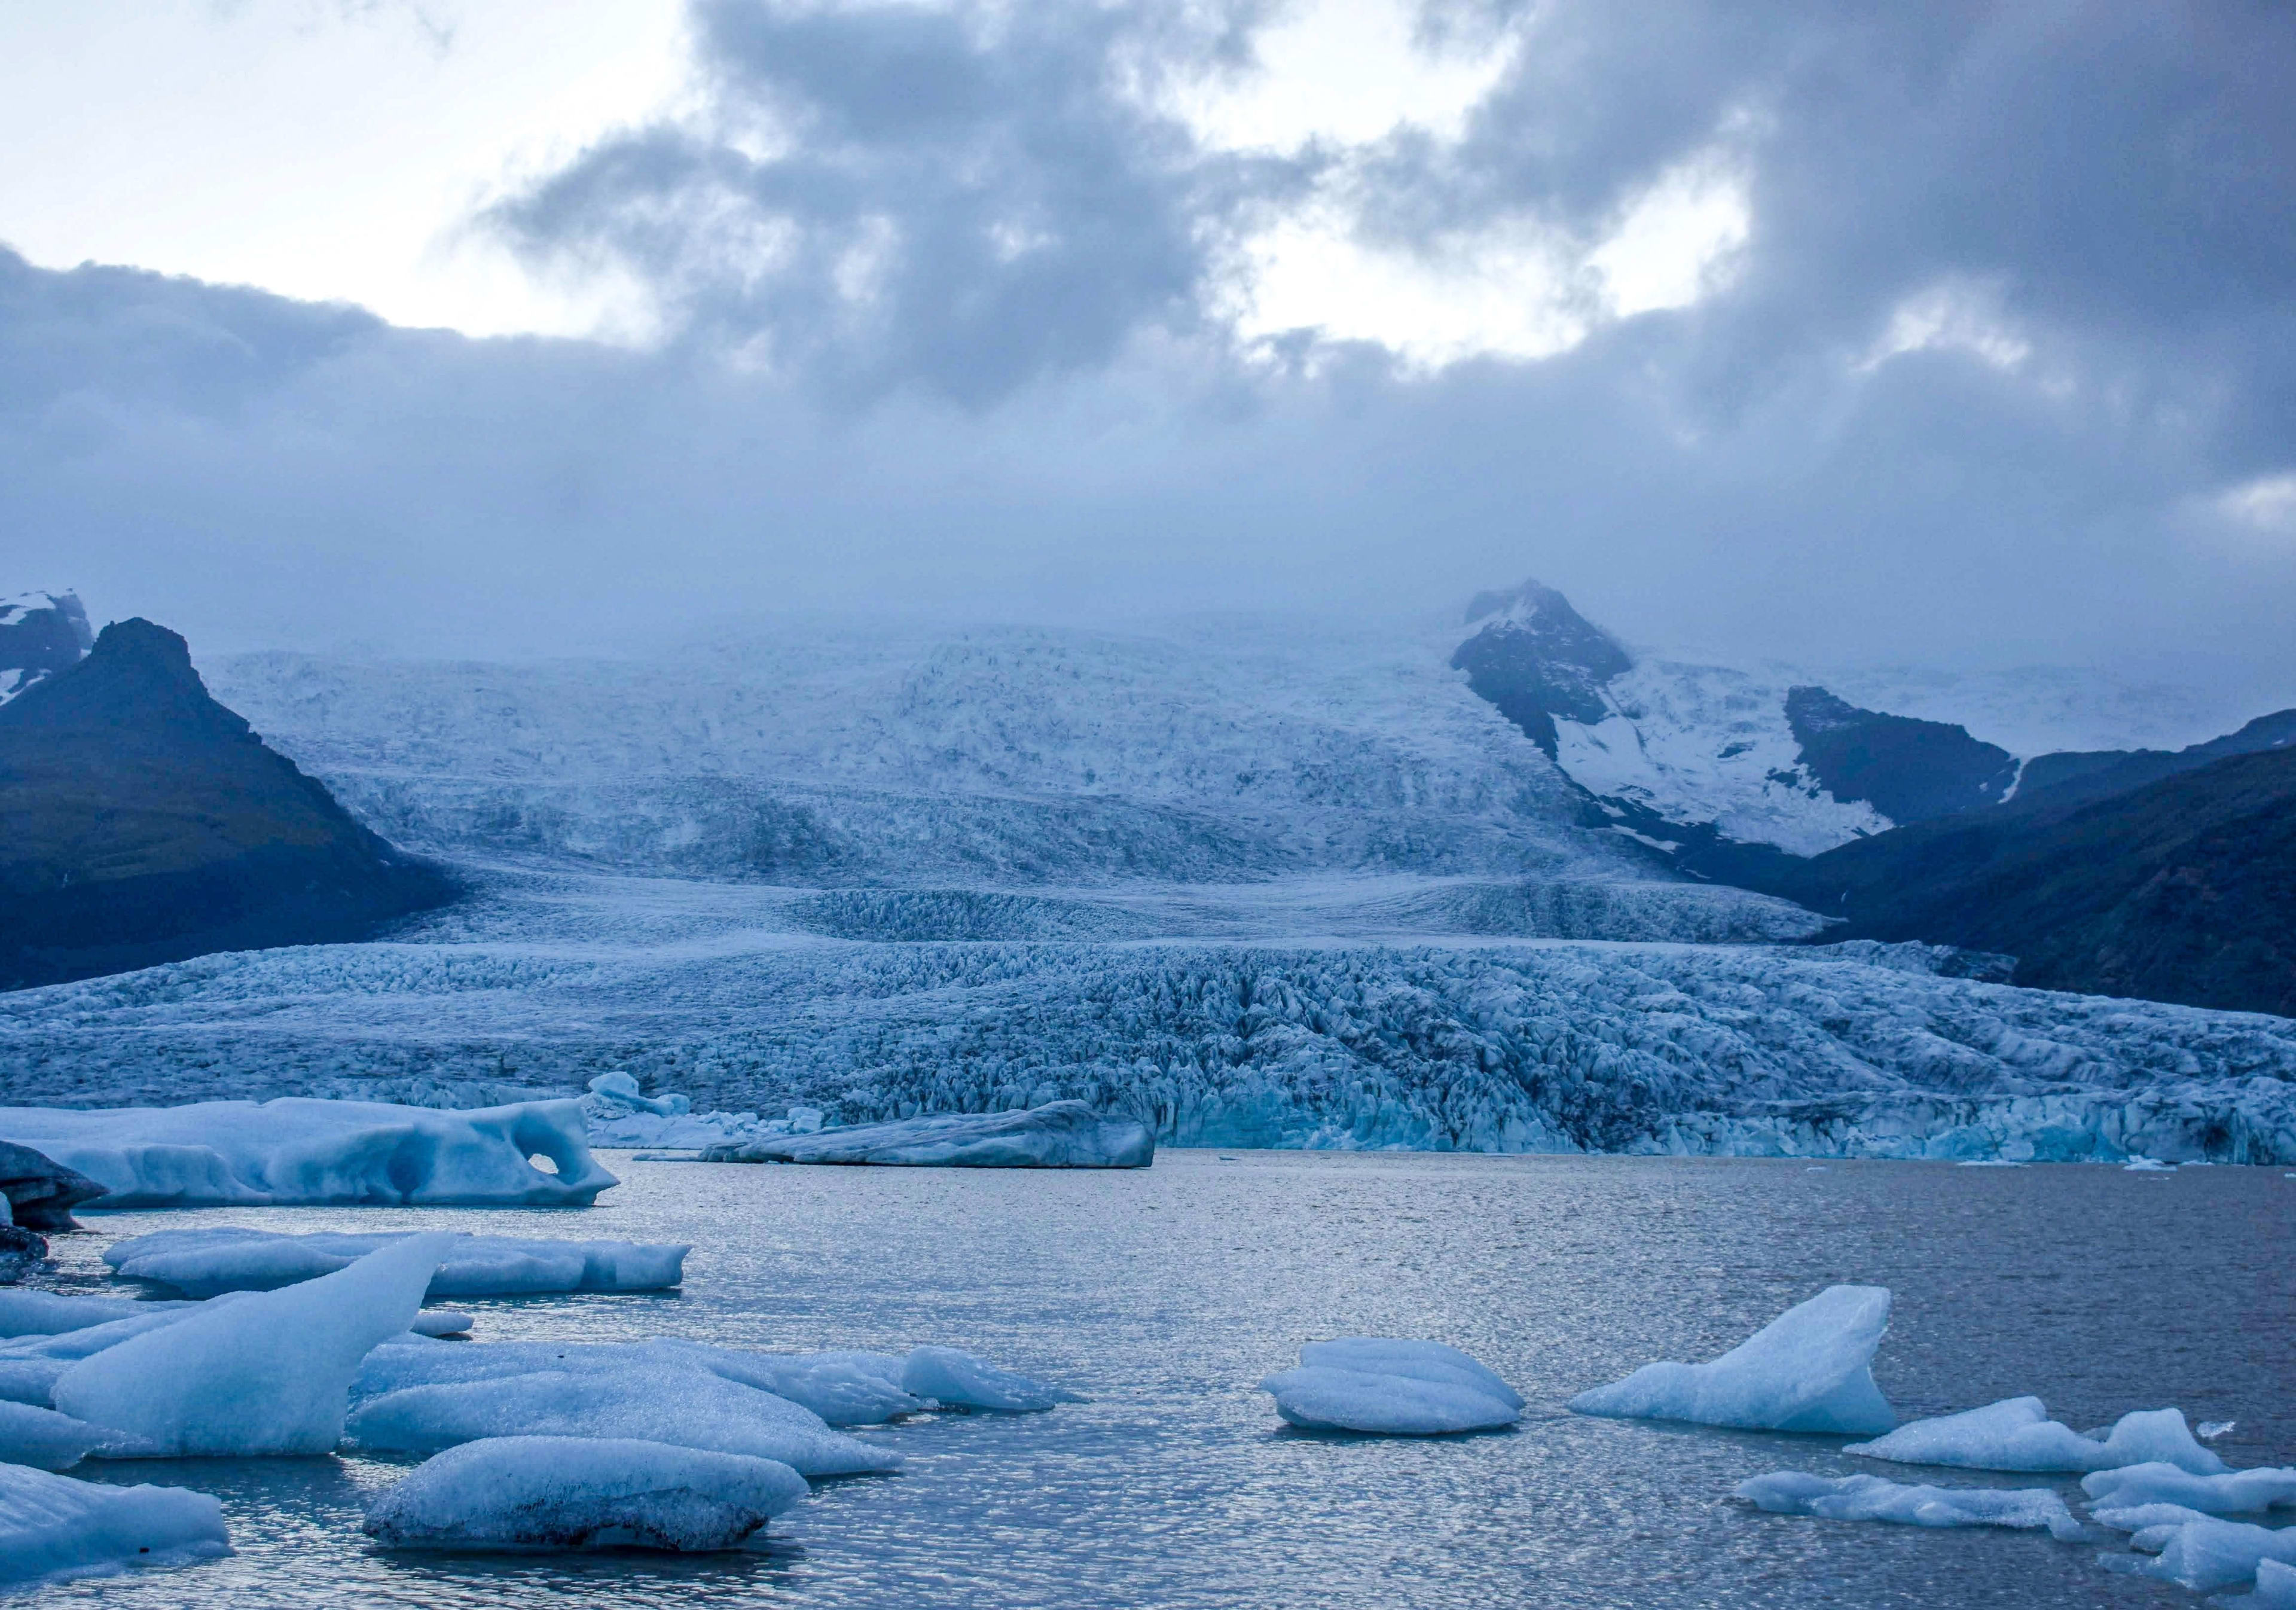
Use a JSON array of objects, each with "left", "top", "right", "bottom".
[{"left": 2, "top": 0, "right": 2292, "bottom": 702}]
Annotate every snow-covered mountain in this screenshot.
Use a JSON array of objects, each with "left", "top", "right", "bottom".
[{"left": 0, "top": 590, "right": 91, "bottom": 707}]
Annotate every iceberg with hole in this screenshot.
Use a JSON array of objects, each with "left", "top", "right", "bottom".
[
  {"left": 1260, "top": 1338, "right": 1522, "bottom": 1435},
  {"left": 356, "top": 1338, "right": 927, "bottom": 1428},
  {"left": 53, "top": 1233, "right": 448, "bottom": 1456},
  {"left": 1846, "top": 1398, "right": 2228, "bottom": 1474},
  {"left": 1568, "top": 1285, "right": 1897, "bottom": 1434},
  {"left": 2084, "top": 1461, "right": 2296, "bottom": 1515},
  {"left": 0, "top": 1401, "right": 107, "bottom": 1470},
  {"left": 105, "top": 1227, "right": 685, "bottom": 1298},
  {"left": 0, "top": 1099, "right": 615, "bottom": 1208},
  {"left": 361, "top": 1436, "right": 808, "bottom": 1553},
  {"left": 1734, "top": 1471, "right": 2084, "bottom": 1539},
  {"left": 703, "top": 1100, "right": 1154, "bottom": 1169},
  {"left": 0, "top": 1464, "right": 229, "bottom": 1586},
  {"left": 344, "top": 1365, "right": 898, "bottom": 1477}
]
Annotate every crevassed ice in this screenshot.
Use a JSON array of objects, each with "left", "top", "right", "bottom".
[
  {"left": 1569, "top": 1285, "right": 1897, "bottom": 1435},
  {"left": 1846, "top": 1399, "right": 2228, "bottom": 1475},
  {"left": 362, "top": 1437, "right": 808, "bottom": 1553}
]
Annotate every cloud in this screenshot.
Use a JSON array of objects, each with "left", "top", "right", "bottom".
[{"left": 2, "top": 0, "right": 2293, "bottom": 708}]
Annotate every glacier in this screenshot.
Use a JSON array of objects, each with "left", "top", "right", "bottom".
[
  {"left": 0, "top": 1098, "right": 615, "bottom": 1208},
  {"left": 361, "top": 1436, "right": 809, "bottom": 1553}
]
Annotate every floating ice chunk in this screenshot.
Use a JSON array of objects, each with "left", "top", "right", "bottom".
[
  {"left": 362, "top": 1436, "right": 807, "bottom": 1553},
  {"left": 0, "top": 1291, "right": 188, "bottom": 1340},
  {"left": 0, "top": 1465, "right": 229, "bottom": 1585},
  {"left": 1846, "top": 1399, "right": 2228, "bottom": 1474},
  {"left": 1297, "top": 1339, "right": 1526, "bottom": 1413},
  {"left": 2127, "top": 1516, "right": 2296, "bottom": 1591},
  {"left": 2201, "top": 1421, "right": 2238, "bottom": 1440},
  {"left": 1262, "top": 1368, "right": 1520, "bottom": 1436},
  {"left": 900, "top": 1346, "right": 1073, "bottom": 1413},
  {"left": 1568, "top": 1285, "right": 1897, "bottom": 1435},
  {"left": 2124, "top": 1157, "right": 2175, "bottom": 1172},
  {"left": 2255, "top": 1558, "right": 2296, "bottom": 1606},
  {"left": 410, "top": 1311, "right": 474, "bottom": 1338},
  {"left": 2094, "top": 1501, "right": 2218, "bottom": 1535},
  {"left": 355, "top": 1338, "right": 924, "bottom": 1428},
  {"left": 586, "top": 1073, "right": 689, "bottom": 1118},
  {"left": 0, "top": 1099, "right": 615, "bottom": 1208},
  {"left": 1734, "top": 1471, "right": 2084, "bottom": 1539},
  {"left": 0, "top": 1401, "right": 106, "bottom": 1469},
  {"left": 344, "top": 1368, "right": 898, "bottom": 1477},
  {"left": 105, "top": 1227, "right": 686, "bottom": 1300},
  {"left": 53, "top": 1234, "right": 448, "bottom": 1457},
  {"left": 2086, "top": 1462, "right": 2296, "bottom": 1516},
  {"left": 704, "top": 1101, "right": 1154, "bottom": 1169}
]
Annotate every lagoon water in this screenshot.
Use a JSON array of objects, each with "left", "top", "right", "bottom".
[{"left": 29, "top": 1151, "right": 2296, "bottom": 1609}]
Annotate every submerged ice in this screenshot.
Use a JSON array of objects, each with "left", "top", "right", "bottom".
[{"left": 1570, "top": 1285, "right": 1897, "bottom": 1435}]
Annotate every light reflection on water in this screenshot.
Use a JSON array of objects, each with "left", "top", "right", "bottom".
[{"left": 26, "top": 1151, "right": 2295, "bottom": 1609}]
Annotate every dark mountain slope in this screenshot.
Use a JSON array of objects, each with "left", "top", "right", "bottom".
[
  {"left": 2014, "top": 707, "right": 2296, "bottom": 812},
  {"left": 1784, "top": 685, "right": 2019, "bottom": 821},
  {"left": 1449, "top": 581, "right": 1634, "bottom": 757},
  {"left": 1769, "top": 746, "right": 2296, "bottom": 1016},
  {"left": 0, "top": 619, "right": 455, "bottom": 989}
]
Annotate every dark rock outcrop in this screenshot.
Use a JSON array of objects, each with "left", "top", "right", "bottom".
[
  {"left": 0, "top": 590, "right": 93, "bottom": 706},
  {"left": 0, "top": 1140, "right": 107, "bottom": 1229},
  {"left": 0, "top": 1224, "right": 46, "bottom": 1283},
  {"left": 1451, "top": 581, "right": 1633, "bottom": 757},
  {"left": 1767, "top": 745, "right": 2296, "bottom": 1017},
  {"left": 1784, "top": 685, "right": 2020, "bottom": 823},
  {"left": 2015, "top": 707, "right": 2296, "bottom": 811},
  {"left": 0, "top": 618, "right": 457, "bottom": 989}
]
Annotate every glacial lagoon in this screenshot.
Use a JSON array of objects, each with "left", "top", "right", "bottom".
[{"left": 29, "top": 1149, "right": 2296, "bottom": 1609}]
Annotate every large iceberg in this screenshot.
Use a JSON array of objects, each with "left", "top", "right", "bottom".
[
  {"left": 0, "top": 1099, "right": 616, "bottom": 1208},
  {"left": 1846, "top": 1398, "right": 2228, "bottom": 1474},
  {"left": 1733, "top": 1471, "right": 2084, "bottom": 1539},
  {"left": 345, "top": 1366, "right": 899, "bottom": 1477},
  {"left": 0, "top": 1465, "right": 229, "bottom": 1586},
  {"left": 703, "top": 1100, "right": 1154, "bottom": 1169},
  {"left": 105, "top": 1227, "right": 686, "bottom": 1299},
  {"left": 361, "top": 1436, "right": 808, "bottom": 1553},
  {"left": 53, "top": 1233, "right": 448, "bottom": 1456},
  {"left": 1260, "top": 1338, "right": 1523, "bottom": 1435},
  {"left": 2083, "top": 1461, "right": 2296, "bottom": 1515},
  {"left": 1568, "top": 1285, "right": 1897, "bottom": 1435}
]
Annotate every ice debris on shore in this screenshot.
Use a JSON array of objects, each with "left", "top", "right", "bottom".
[
  {"left": 0, "top": 1099, "right": 615, "bottom": 1208},
  {"left": 1261, "top": 1338, "right": 1523, "bottom": 1435},
  {"left": 1735, "top": 1471, "right": 2085, "bottom": 1538},
  {"left": 53, "top": 1234, "right": 448, "bottom": 1456},
  {"left": 361, "top": 1436, "right": 808, "bottom": 1553},
  {"left": 1570, "top": 1285, "right": 1897, "bottom": 1435},
  {"left": 1846, "top": 1399, "right": 2227, "bottom": 1474},
  {"left": 0, "top": 1464, "right": 229, "bottom": 1585},
  {"left": 105, "top": 1227, "right": 686, "bottom": 1299},
  {"left": 703, "top": 1100, "right": 1155, "bottom": 1169}
]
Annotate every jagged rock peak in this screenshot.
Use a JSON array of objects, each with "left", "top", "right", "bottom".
[
  {"left": 0, "top": 617, "right": 253, "bottom": 745},
  {"left": 0, "top": 590, "right": 93, "bottom": 708},
  {"left": 1451, "top": 580, "right": 1634, "bottom": 757}
]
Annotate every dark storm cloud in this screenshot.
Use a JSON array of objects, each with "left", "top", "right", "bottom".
[
  {"left": 3, "top": 0, "right": 2294, "bottom": 705},
  {"left": 492, "top": 0, "right": 1292, "bottom": 401}
]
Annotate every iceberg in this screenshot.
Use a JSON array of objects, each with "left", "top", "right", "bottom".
[
  {"left": 0, "top": 1098, "right": 615, "bottom": 1208},
  {"left": 1568, "top": 1285, "right": 1897, "bottom": 1435},
  {"left": 1260, "top": 1338, "right": 1522, "bottom": 1435},
  {"left": 0, "top": 1464, "right": 229, "bottom": 1585},
  {"left": 356, "top": 1338, "right": 927, "bottom": 1428},
  {"left": 344, "top": 1367, "right": 899, "bottom": 1477},
  {"left": 361, "top": 1436, "right": 808, "bottom": 1553},
  {"left": 2123, "top": 1516, "right": 2296, "bottom": 1592},
  {"left": 104, "top": 1227, "right": 686, "bottom": 1299},
  {"left": 0, "top": 1401, "right": 107, "bottom": 1470},
  {"left": 53, "top": 1233, "right": 448, "bottom": 1456},
  {"left": 900, "top": 1346, "right": 1072, "bottom": 1413},
  {"left": 0, "top": 1291, "right": 190, "bottom": 1340},
  {"left": 0, "top": 1141, "right": 105, "bottom": 1230},
  {"left": 2083, "top": 1461, "right": 2296, "bottom": 1515},
  {"left": 1846, "top": 1398, "right": 2229, "bottom": 1474},
  {"left": 1733, "top": 1471, "right": 2084, "bottom": 1539},
  {"left": 703, "top": 1100, "right": 1154, "bottom": 1169},
  {"left": 2257, "top": 1558, "right": 2296, "bottom": 1607}
]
